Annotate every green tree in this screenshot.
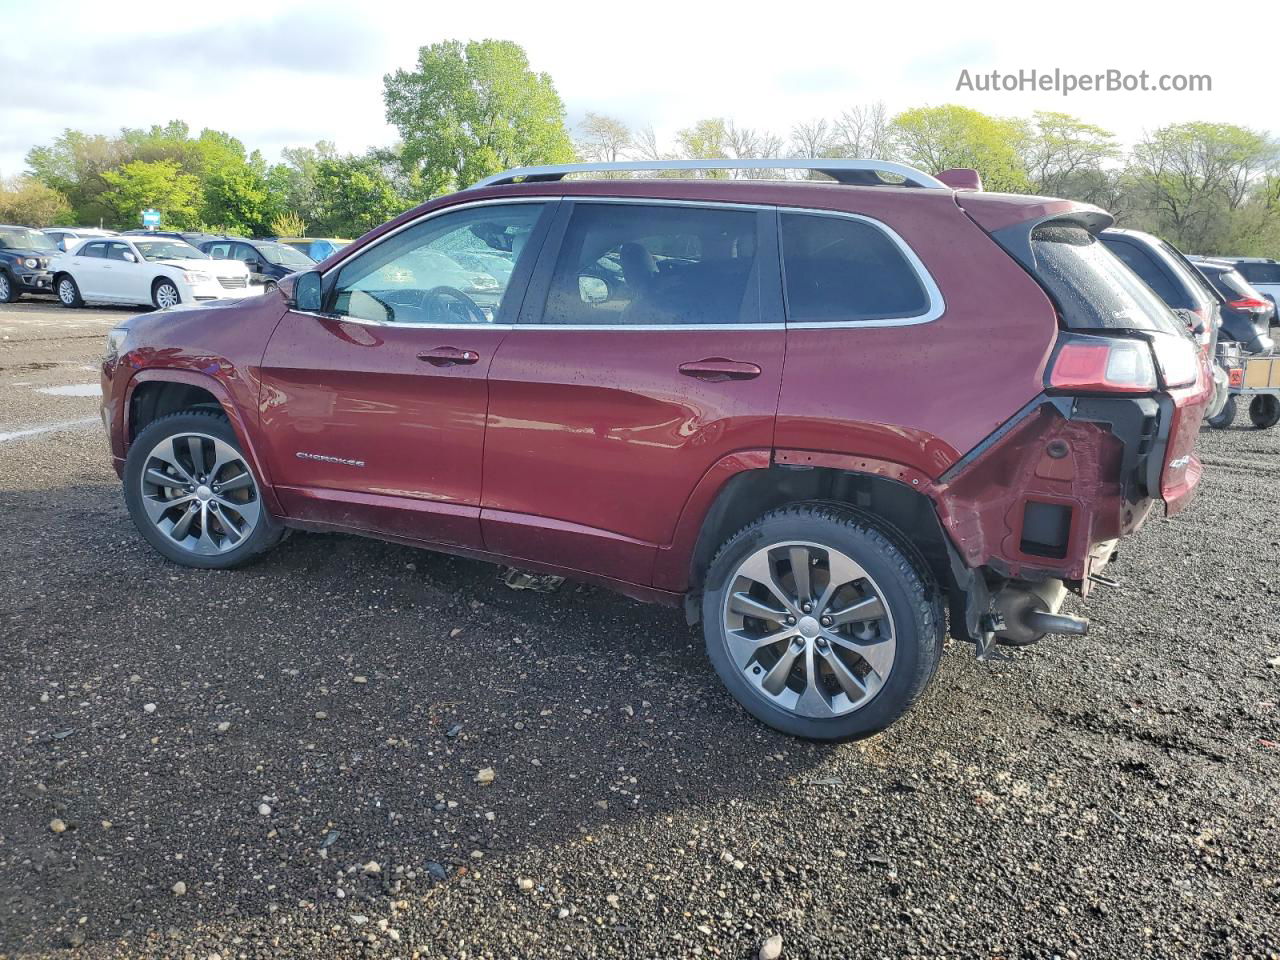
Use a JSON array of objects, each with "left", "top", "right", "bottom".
[
  {"left": 26, "top": 129, "right": 132, "bottom": 225},
  {"left": 1130, "top": 121, "right": 1278, "bottom": 251},
  {"left": 99, "top": 159, "right": 202, "bottom": 230},
  {"left": 311, "top": 153, "right": 404, "bottom": 237},
  {"left": 383, "top": 39, "right": 574, "bottom": 194},
  {"left": 0, "top": 176, "right": 73, "bottom": 226},
  {"left": 1023, "top": 111, "right": 1120, "bottom": 199},
  {"left": 890, "top": 105, "right": 1030, "bottom": 192}
]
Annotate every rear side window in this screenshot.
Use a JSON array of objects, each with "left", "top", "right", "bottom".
[
  {"left": 541, "top": 202, "right": 761, "bottom": 326},
  {"left": 1101, "top": 238, "right": 1184, "bottom": 307},
  {"left": 1032, "top": 226, "right": 1183, "bottom": 333},
  {"left": 780, "top": 213, "right": 929, "bottom": 323},
  {"left": 1236, "top": 262, "right": 1280, "bottom": 285}
]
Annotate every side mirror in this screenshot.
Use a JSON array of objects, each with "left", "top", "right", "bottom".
[
  {"left": 123, "top": 252, "right": 137, "bottom": 263},
  {"left": 292, "top": 271, "right": 323, "bottom": 312}
]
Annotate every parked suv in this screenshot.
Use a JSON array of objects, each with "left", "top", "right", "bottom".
[
  {"left": 98, "top": 159, "right": 1212, "bottom": 740},
  {"left": 0, "top": 224, "right": 59, "bottom": 301},
  {"left": 199, "top": 237, "right": 316, "bottom": 292},
  {"left": 1205, "top": 257, "right": 1280, "bottom": 314},
  {"left": 1187, "top": 258, "right": 1275, "bottom": 355}
]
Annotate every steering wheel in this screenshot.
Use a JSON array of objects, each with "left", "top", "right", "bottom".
[{"left": 423, "top": 286, "right": 487, "bottom": 325}]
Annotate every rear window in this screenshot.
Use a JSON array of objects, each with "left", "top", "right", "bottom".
[
  {"left": 1235, "top": 262, "right": 1280, "bottom": 285},
  {"left": 780, "top": 213, "right": 930, "bottom": 323},
  {"left": 1031, "top": 225, "right": 1184, "bottom": 334}
]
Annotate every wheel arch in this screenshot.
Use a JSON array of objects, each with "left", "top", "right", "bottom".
[
  {"left": 125, "top": 370, "right": 282, "bottom": 515},
  {"left": 669, "top": 459, "right": 961, "bottom": 628}
]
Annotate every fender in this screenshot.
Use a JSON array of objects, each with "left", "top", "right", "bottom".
[{"left": 122, "top": 367, "right": 284, "bottom": 518}]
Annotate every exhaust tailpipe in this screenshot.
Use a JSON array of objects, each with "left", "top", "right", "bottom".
[{"left": 992, "top": 579, "right": 1089, "bottom": 646}]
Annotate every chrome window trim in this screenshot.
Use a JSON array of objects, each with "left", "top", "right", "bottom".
[
  {"left": 778, "top": 206, "right": 946, "bottom": 329},
  {"left": 312, "top": 196, "right": 944, "bottom": 332}
]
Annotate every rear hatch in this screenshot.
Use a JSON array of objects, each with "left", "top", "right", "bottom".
[{"left": 957, "top": 196, "right": 1212, "bottom": 513}]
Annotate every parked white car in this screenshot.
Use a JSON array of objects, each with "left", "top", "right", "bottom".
[
  {"left": 51, "top": 236, "right": 261, "bottom": 309},
  {"left": 42, "top": 227, "right": 117, "bottom": 253}
]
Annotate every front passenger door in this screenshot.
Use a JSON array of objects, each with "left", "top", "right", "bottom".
[
  {"left": 258, "top": 199, "right": 553, "bottom": 548},
  {"left": 70, "top": 241, "right": 109, "bottom": 298}
]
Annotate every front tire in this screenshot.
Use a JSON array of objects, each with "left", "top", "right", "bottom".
[
  {"left": 123, "top": 411, "right": 283, "bottom": 569},
  {"left": 56, "top": 274, "right": 83, "bottom": 308},
  {"left": 0, "top": 271, "right": 17, "bottom": 303},
  {"left": 701, "top": 503, "right": 943, "bottom": 741},
  {"left": 152, "top": 279, "right": 181, "bottom": 309},
  {"left": 1249, "top": 394, "right": 1280, "bottom": 429},
  {"left": 1206, "top": 395, "right": 1236, "bottom": 429}
]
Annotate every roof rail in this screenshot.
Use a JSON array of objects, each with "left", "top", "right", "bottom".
[{"left": 469, "top": 158, "right": 948, "bottom": 190}]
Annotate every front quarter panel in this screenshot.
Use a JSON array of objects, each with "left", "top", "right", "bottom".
[{"left": 104, "top": 296, "right": 290, "bottom": 483}]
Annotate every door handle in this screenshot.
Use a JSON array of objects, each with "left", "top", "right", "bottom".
[
  {"left": 678, "top": 358, "right": 762, "bottom": 382},
  {"left": 418, "top": 346, "right": 480, "bottom": 366}
]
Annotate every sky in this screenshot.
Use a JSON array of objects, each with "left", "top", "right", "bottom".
[{"left": 0, "top": 0, "right": 1275, "bottom": 177}]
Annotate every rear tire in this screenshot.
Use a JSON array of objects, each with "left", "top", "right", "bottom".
[
  {"left": 123, "top": 410, "right": 283, "bottom": 569},
  {"left": 56, "top": 274, "right": 83, "bottom": 308},
  {"left": 1249, "top": 394, "right": 1280, "bottom": 429},
  {"left": 701, "top": 503, "right": 943, "bottom": 741},
  {"left": 1206, "top": 395, "right": 1236, "bottom": 429}
]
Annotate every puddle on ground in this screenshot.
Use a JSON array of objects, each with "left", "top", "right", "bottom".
[{"left": 36, "top": 383, "right": 101, "bottom": 397}]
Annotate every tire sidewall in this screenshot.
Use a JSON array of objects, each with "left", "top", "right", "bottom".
[
  {"left": 123, "top": 412, "right": 279, "bottom": 569},
  {"left": 1249, "top": 394, "right": 1280, "bottom": 429},
  {"left": 1206, "top": 395, "right": 1236, "bottom": 429},
  {"left": 701, "top": 508, "right": 939, "bottom": 740},
  {"left": 0, "top": 270, "right": 15, "bottom": 303}
]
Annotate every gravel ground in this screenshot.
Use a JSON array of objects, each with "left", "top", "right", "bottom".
[{"left": 1, "top": 300, "right": 1278, "bottom": 959}]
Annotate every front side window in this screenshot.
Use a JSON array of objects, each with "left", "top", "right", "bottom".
[
  {"left": 540, "top": 202, "right": 761, "bottom": 326},
  {"left": 80, "top": 242, "right": 107, "bottom": 259},
  {"left": 330, "top": 203, "right": 546, "bottom": 325},
  {"left": 780, "top": 213, "right": 929, "bottom": 324},
  {"left": 105, "top": 242, "right": 133, "bottom": 262}
]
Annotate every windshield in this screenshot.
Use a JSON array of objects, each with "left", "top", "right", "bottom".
[
  {"left": 134, "top": 239, "right": 209, "bottom": 262},
  {"left": 258, "top": 242, "right": 315, "bottom": 268},
  {"left": 0, "top": 227, "right": 58, "bottom": 253},
  {"left": 1031, "top": 225, "right": 1185, "bottom": 335}
]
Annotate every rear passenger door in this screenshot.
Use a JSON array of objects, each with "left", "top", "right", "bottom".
[{"left": 481, "top": 200, "right": 785, "bottom": 586}]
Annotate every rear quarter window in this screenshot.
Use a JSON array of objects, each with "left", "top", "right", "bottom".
[
  {"left": 1032, "top": 226, "right": 1183, "bottom": 334},
  {"left": 780, "top": 213, "right": 931, "bottom": 324}
]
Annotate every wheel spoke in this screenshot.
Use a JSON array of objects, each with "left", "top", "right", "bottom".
[
  {"left": 819, "top": 643, "right": 870, "bottom": 701},
  {"left": 169, "top": 502, "right": 199, "bottom": 541},
  {"left": 186, "top": 436, "right": 205, "bottom": 478},
  {"left": 149, "top": 444, "right": 195, "bottom": 483},
  {"left": 825, "top": 630, "right": 894, "bottom": 679},
  {"left": 208, "top": 441, "right": 240, "bottom": 481},
  {"left": 815, "top": 551, "right": 869, "bottom": 613},
  {"left": 760, "top": 639, "right": 802, "bottom": 695},
  {"left": 143, "top": 492, "right": 194, "bottom": 523},
  {"left": 789, "top": 546, "right": 811, "bottom": 605},
  {"left": 729, "top": 591, "right": 787, "bottom": 624},
  {"left": 795, "top": 645, "right": 836, "bottom": 718},
  {"left": 725, "top": 626, "right": 798, "bottom": 670},
  {"left": 196, "top": 510, "right": 219, "bottom": 553},
  {"left": 828, "top": 595, "right": 886, "bottom": 627},
  {"left": 217, "top": 470, "right": 254, "bottom": 494},
  {"left": 216, "top": 494, "right": 260, "bottom": 529},
  {"left": 735, "top": 550, "right": 799, "bottom": 615},
  {"left": 144, "top": 467, "right": 185, "bottom": 490}
]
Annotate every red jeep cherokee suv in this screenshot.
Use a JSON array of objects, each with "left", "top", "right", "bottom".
[{"left": 100, "top": 159, "right": 1211, "bottom": 740}]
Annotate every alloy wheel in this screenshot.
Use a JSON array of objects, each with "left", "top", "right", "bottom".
[
  {"left": 721, "top": 540, "right": 896, "bottom": 718},
  {"left": 58, "top": 278, "right": 76, "bottom": 304},
  {"left": 0, "top": 274, "right": 10, "bottom": 300},
  {"left": 155, "top": 283, "right": 179, "bottom": 309},
  {"left": 138, "top": 432, "right": 261, "bottom": 555}
]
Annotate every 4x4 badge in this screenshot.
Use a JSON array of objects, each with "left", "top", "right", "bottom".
[
  {"left": 296, "top": 451, "right": 366, "bottom": 468},
  {"left": 1168, "top": 455, "right": 1192, "bottom": 469}
]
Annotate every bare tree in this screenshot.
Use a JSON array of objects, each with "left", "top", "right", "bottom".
[
  {"left": 789, "top": 119, "right": 836, "bottom": 159},
  {"left": 833, "top": 102, "right": 892, "bottom": 159},
  {"left": 632, "top": 125, "right": 665, "bottom": 162},
  {"left": 575, "top": 112, "right": 633, "bottom": 163}
]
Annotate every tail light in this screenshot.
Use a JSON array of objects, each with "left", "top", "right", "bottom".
[
  {"left": 1227, "top": 297, "right": 1269, "bottom": 311},
  {"left": 1047, "top": 334, "right": 1157, "bottom": 393},
  {"left": 1147, "top": 331, "right": 1200, "bottom": 388}
]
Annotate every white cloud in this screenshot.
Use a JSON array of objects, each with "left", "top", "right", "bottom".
[{"left": 1, "top": 0, "right": 1274, "bottom": 178}]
